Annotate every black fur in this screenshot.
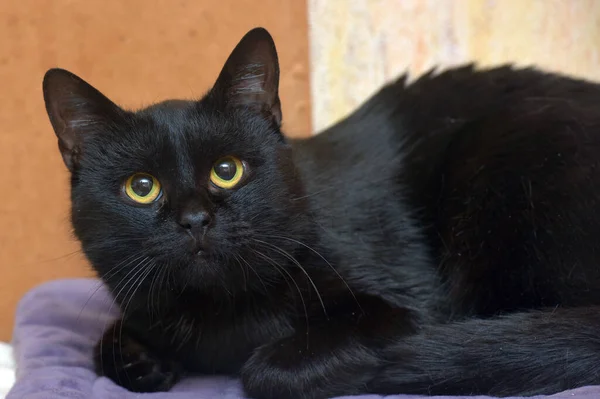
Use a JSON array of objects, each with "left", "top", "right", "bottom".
[{"left": 42, "top": 27, "right": 600, "bottom": 398}]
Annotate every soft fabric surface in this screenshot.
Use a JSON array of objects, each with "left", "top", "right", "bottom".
[
  {"left": 0, "top": 342, "right": 16, "bottom": 399},
  {"left": 7, "top": 279, "right": 600, "bottom": 399}
]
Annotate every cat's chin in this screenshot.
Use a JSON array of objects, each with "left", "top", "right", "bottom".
[
  {"left": 173, "top": 252, "right": 228, "bottom": 274},
  {"left": 168, "top": 249, "right": 263, "bottom": 292}
]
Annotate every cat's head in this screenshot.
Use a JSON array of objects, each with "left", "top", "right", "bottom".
[{"left": 42, "top": 28, "right": 311, "bottom": 297}]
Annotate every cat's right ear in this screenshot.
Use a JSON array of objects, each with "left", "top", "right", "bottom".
[
  {"left": 42, "top": 69, "right": 124, "bottom": 172},
  {"left": 211, "top": 28, "right": 282, "bottom": 127}
]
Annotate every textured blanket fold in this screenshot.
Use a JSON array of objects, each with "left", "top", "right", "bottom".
[{"left": 7, "top": 279, "right": 599, "bottom": 399}]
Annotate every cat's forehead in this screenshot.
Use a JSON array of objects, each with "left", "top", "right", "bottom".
[
  {"left": 132, "top": 99, "right": 219, "bottom": 145},
  {"left": 92, "top": 100, "right": 255, "bottom": 183},
  {"left": 132, "top": 98, "right": 273, "bottom": 148},
  {"left": 119, "top": 99, "right": 273, "bottom": 169},
  {"left": 140, "top": 99, "right": 197, "bottom": 116},
  {"left": 137, "top": 100, "right": 200, "bottom": 134}
]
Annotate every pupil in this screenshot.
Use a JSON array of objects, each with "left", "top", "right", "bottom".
[
  {"left": 215, "top": 160, "right": 237, "bottom": 181},
  {"left": 131, "top": 176, "right": 153, "bottom": 197}
]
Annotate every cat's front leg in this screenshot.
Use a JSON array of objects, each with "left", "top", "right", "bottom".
[
  {"left": 94, "top": 319, "right": 182, "bottom": 392},
  {"left": 241, "top": 297, "right": 417, "bottom": 399}
]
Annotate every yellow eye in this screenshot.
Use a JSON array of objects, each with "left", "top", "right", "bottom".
[
  {"left": 124, "top": 173, "right": 161, "bottom": 204},
  {"left": 210, "top": 156, "right": 245, "bottom": 189}
]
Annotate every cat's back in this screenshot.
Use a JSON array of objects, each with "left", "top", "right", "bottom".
[
  {"left": 293, "top": 65, "right": 600, "bottom": 224},
  {"left": 293, "top": 65, "right": 600, "bottom": 315},
  {"left": 296, "top": 65, "right": 600, "bottom": 161}
]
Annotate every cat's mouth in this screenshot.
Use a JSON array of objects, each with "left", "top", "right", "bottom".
[
  {"left": 185, "top": 230, "right": 210, "bottom": 256},
  {"left": 191, "top": 239, "right": 206, "bottom": 255},
  {"left": 195, "top": 248, "right": 207, "bottom": 256}
]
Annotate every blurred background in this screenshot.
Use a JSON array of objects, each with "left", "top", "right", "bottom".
[{"left": 1, "top": 0, "right": 600, "bottom": 345}]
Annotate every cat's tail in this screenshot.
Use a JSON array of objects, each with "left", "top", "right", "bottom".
[{"left": 368, "top": 306, "right": 600, "bottom": 396}]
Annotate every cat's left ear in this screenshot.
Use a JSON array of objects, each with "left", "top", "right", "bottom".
[{"left": 212, "top": 28, "right": 282, "bottom": 127}]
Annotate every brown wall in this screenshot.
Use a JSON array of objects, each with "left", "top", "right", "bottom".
[
  {"left": 0, "top": 1, "right": 311, "bottom": 341},
  {"left": 309, "top": 0, "right": 600, "bottom": 131}
]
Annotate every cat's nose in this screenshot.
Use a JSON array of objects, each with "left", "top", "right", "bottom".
[{"left": 177, "top": 210, "right": 213, "bottom": 235}]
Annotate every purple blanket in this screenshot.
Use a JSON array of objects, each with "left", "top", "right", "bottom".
[{"left": 7, "top": 279, "right": 600, "bottom": 399}]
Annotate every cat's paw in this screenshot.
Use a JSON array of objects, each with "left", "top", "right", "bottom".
[
  {"left": 94, "top": 323, "right": 181, "bottom": 393},
  {"left": 241, "top": 345, "right": 308, "bottom": 399},
  {"left": 241, "top": 333, "right": 380, "bottom": 399},
  {"left": 241, "top": 337, "right": 344, "bottom": 399}
]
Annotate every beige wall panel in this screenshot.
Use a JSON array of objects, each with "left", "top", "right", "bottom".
[{"left": 309, "top": 0, "right": 600, "bottom": 131}]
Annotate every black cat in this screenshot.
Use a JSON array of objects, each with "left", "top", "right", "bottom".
[{"left": 42, "top": 27, "right": 600, "bottom": 399}]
